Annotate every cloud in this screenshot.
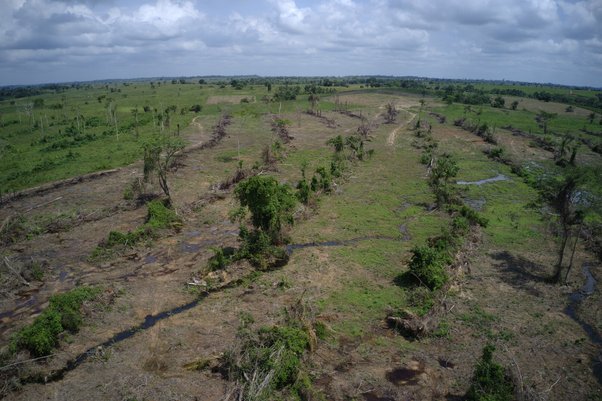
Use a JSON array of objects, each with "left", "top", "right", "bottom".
[{"left": 0, "top": 0, "right": 600, "bottom": 86}]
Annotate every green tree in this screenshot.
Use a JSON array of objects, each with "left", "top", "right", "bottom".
[
  {"left": 235, "top": 175, "right": 296, "bottom": 244},
  {"left": 510, "top": 100, "right": 519, "bottom": 110},
  {"left": 491, "top": 96, "right": 505, "bottom": 108},
  {"left": 429, "top": 153, "right": 460, "bottom": 206},
  {"left": 326, "top": 135, "right": 344, "bottom": 153}
]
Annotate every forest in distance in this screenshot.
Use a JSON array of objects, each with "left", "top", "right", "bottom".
[{"left": 0, "top": 75, "right": 601, "bottom": 401}]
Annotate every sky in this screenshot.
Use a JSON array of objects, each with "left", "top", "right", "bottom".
[{"left": 0, "top": 0, "right": 601, "bottom": 87}]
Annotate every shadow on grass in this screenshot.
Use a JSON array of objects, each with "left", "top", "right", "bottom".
[{"left": 490, "top": 251, "right": 551, "bottom": 296}]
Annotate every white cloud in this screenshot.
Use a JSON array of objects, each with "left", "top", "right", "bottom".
[{"left": 0, "top": 0, "right": 600, "bottom": 86}]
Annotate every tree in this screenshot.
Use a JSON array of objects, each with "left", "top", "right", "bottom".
[
  {"left": 588, "top": 112, "right": 596, "bottom": 124},
  {"left": 142, "top": 135, "right": 185, "bottom": 204},
  {"left": 326, "top": 135, "right": 344, "bottom": 153},
  {"left": 554, "top": 134, "right": 578, "bottom": 166},
  {"left": 536, "top": 110, "right": 557, "bottom": 135},
  {"left": 540, "top": 168, "right": 592, "bottom": 283},
  {"left": 510, "top": 100, "right": 519, "bottom": 110},
  {"left": 308, "top": 93, "right": 319, "bottom": 113},
  {"left": 130, "top": 107, "right": 139, "bottom": 138},
  {"left": 234, "top": 176, "right": 296, "bottom": 244},
  {"left": 491, "top": 96, "right": 505, "bottom": 108},
  {"left": 429, "top": 153, "right": 460, "bottom": 206},
  {"left": 385, "top": 102, "right": 398, "bottom": 123}
]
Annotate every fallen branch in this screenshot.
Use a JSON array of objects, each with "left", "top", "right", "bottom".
[
  {"left": 2, "top": 257, "right": 30, "bottom": 287},
  {"left": 24, "top": 196, "right": 63, "bottom": 213}
]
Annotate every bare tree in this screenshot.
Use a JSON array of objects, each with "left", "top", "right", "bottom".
[{"left": 384, "top": 102, "right": 398, "bottom": 124}]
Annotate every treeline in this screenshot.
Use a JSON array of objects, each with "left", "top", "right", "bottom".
[{"left": 0, "top": 84, "right": 71, "bottom": 101}]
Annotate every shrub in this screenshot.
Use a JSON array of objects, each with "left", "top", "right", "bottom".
[
  {"left": 408, "top": 245, "right": 449, "bottom": 290},
  {"left": 145, "top": 199, "right": 180, "bottom": 229},
  {"left": 451, "top": 215, "right": 470, "bottom": 236},
  {"left": 221, "top": 318, "right": 311, "bottom": 400},
  {"left": 12, "top": 287, "right": 100, "bottom": 356},
  {"left": 312, "top": 166, "right": 332, "bottom": 192},
  {"left": 208, "top": 247, "right": 233, "bottom": 271},
  {"left": 488, "top": 147, "right": 505, "bottom": 160},
  {"left": 92, "top": 201, "right": 180, "bottom": 259},
  {"left": 466, "top": 344, "right": 514, "bottom": 401},
  {"left": 296, "top": 179, "right": 311, "bottom": 204},
  {"left": 457, "top": 205, "right": 489, "bottom": 227}
]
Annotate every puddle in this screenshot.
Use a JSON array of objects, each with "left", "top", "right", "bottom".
[
  {"left": 386, "top": 366, "right": 421, "bottom": 386},
  {"left": 185, "top": 230, "right": 201, "bottom": 238},
  {"left": 457, "top": 174, "right": 508, "bottom": 186},
  {"left": 564, "top": 262, "right": 601, "bottom": 385}
]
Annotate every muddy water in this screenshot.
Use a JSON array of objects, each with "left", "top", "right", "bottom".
[
  {"left": 386, "top": 367, "right": 420, "bottom": 385},
  {"left": 456, "top": 174, "right": 508, "bottom": 185},
  {"left": 564, "top": 263, "right": 602, "bottom": 384}
]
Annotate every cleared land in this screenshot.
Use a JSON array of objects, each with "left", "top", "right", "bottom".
[{"left": 0, "top": 80, "right": 601, "bottom": 401}]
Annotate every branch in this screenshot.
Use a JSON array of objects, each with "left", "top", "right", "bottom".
[{"left": 3, "top": 257, "right": 30, "bottom": 286}]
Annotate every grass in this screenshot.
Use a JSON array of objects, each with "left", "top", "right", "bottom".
[
  {"left": 11, "top": 286, "right": 101, "bottom": 357},
  {"left": 318, "top": 281, "right": 406, "bottom": 337}
]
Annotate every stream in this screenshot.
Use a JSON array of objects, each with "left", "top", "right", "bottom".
[{"left": 563, "top": 262, "right": 601, "bottom": 384}]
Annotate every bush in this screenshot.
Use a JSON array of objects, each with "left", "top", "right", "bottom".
[
  {"left": 92, "top": 201, "right": 180, "bottom": 259},
  {"left": 296, "top": 179, "right": 311, "bottom": 204},
  {"left": 457, "top": 205, "right": 489, "bottom": 227},
  {"left": 12, "top": 287, "right": 100, "bottom": 356},
  {"left": 488, "top": 147, "right": 505, "bottom": 160},
  {"left": 408, "top": 245, "right": 449, "bottom": 290},
  {"left": 466, "top": 345, "right": 514, "bottom": 401},
  {"left": 451, "top": 215, "right": 470, "bottom": 236},
  {"left": 237, "top": 226, "right": 288, "bottom": 270},
  {"left": 145, "top": 199, "right": 180, "bottom": 229},
  {"left": 208, "top": 247, "right": 234, "bottom": 271},
  {"left": 222, "top": 319, "right": 311, "bottom": 400}
]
